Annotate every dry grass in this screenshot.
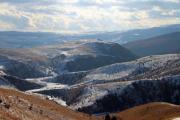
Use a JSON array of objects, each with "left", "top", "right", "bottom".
[
  {"left": 112, "top": 102, "right": 180, "bottom": 120},
  {"left": 0, "top": 87, "right": 180, "bottom": 120},
  {"left": 0, "top": 88, "right": 97, "bottom": 120}
]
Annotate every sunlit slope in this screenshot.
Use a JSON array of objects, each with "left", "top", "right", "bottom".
[
  {"left": 0, "top": 88, "right": 97, "bottom": 120},
  {"left": 124, "top": 32, "right": 180, "bottom": 57},
  {"left": 113, "top": 102, "right": 180, "bottom": 120}
]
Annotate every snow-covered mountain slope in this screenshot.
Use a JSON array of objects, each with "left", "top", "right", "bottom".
[
  {"left": 44, "top": 71, "right": 89, "bottom": 85},
  {"left": 82, "top": 54, "right": 180, "bottom": 84},
  {"left": 27, "top": 54, "right": 180, "bottom": 114},
  {"left": 0, "top": 40, "right": 137, "bottom": 78},
  {"left": 0, "top": 71, "right": 11, "bottom": 86},
  {"left": 47, "top": 54, "right": 180, "bottom": 86},
  {"left": 76, "top": 75, "right": 180, "bottom": 114},
  {"left": 0, "top": 39, "right": 179, "bottom": 115},
  {"left": 0, "top": 49, "right": 50, "bottom": 78},
  {"left": 31, "top": 40, "right": 137, "bottom": 73},
  {"left": 32, "top": 53, "right": 179, "bottom": 84},
  {"left": 0, "top": 70, "right": 43, "bottom": 91}
]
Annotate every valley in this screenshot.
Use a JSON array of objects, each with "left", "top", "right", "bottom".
[
  {"left": 0, "top": 0, "right": 180, "bottom": 119},
  {"left": 0, "top": 26, "right": 180, "bottom": 119}
]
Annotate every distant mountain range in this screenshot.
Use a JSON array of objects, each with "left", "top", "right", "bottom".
[
  {"left": 0, "top": 24, "right": 180, "bottom": 48},
  {"left": 124, "top": 32, "right": 180, "bottom": 57}
]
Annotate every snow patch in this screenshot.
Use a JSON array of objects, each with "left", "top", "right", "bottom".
[
  {"left": 172, "top": 118, "right": 180, "bottom": 120},
  {"left": 61, "top": 51, "right": 70, "bottom": 56},
  {"left": 0, "top": 65, "right": 4, "bottom": 70},
  {"left": 27, "top": 83, "right": 68, "bottom": 92},
  {"left": 52, "top": 97, "right": 67, "bottom": 106}
]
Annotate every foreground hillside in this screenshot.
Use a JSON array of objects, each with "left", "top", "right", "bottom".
[
  {"left": 113, "top": 102, "right": 180, "bottom": 120},
  {"left": 0, "top": 88, "right": 180, "bottom": 120},
  {"left": 0, "top": 88, "right": 96, "bottom": 120},
  {"left": 124, "top": 32, "right": 180, "bottom": 57}
]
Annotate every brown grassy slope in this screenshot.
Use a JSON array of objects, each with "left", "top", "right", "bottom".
[
  {"left": 1, "top": 88, "right": 180, "bottom": 120},
  {"left": 112, "top": 102, "right": 180, "bottom": 120},
  {"left": 0, "top": 88, "right": 97, "bottom": 120}
]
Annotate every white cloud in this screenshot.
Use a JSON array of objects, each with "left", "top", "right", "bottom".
[
  {"left": 164, "top": 0, "right": 180, "bottom": 3},
  {"left": 0, "top": 20, "right": 15, "bottom": 30},
  {"left": 0, "top": 0, "right": 179, "bottom": 33}
]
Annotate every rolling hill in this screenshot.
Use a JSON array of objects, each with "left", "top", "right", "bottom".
[
  {"left": 27, "top": 54, "right": 180, "bottom": 114},
  {"left": 124, "top": 32, "right": 180, "bottom": 57},
  {"left": 32, "top": 40, "right": 137, "bottom": 72},
  {"left": 112, "top": 102, "right": 180, "bottom": 120},
  {"left": 0, "top": 70, "right": 43, "bottom": 91},
  {"left": 0, "top": 87, "right": 180, "bottom": 120},
  {"left": 0, "top": 87, "right": 96, "bottom": 120},
  {"left": 0, "top": 40, "right": 137, "bottom": 78}
]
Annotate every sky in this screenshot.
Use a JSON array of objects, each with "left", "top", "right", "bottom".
[{"left": 0, "top": 0, "right": 180, "bottom": 33}]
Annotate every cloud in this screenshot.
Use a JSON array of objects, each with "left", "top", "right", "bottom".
[
  {"left": 0, "top": 0, "right": 179, "bottom": 33},
  {"left": 0, "top": 20, "right": 15, "bottom": 30},
  {"left": 164, "top": 0, "right": 180, "bottom": 3}
]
